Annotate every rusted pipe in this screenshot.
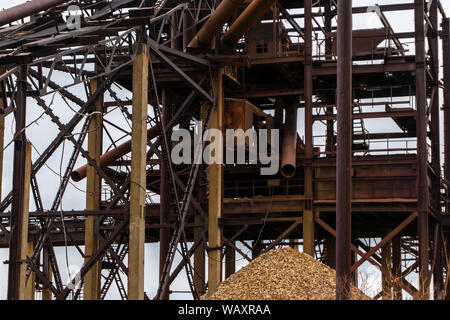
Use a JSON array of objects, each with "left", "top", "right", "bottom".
[
  {"left": 280, "top": 97, "right": 298, "bottom": 178},
  {"left": 0, "top": 0, "right": 70, "bottom": 27},
  {"left": 188, "top": 0, "right": 245, "bottom": 49},
  {"left": 71, "top": 126, "right": 158, "bottom": 182},
  {"left": 221, "top": 0, "right": 275, "bottom": 48}
]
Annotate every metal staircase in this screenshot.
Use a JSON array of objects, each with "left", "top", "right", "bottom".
[
  {"left": 148, "top": 65, "right": 204, "bottom": 300},
  {"left": 352, "top": 103, "right": 369, "bottom": 153}
]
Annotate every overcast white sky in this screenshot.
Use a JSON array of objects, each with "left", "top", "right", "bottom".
[{"left": 0, "top": 0, "right": 448, "bottom": 300}]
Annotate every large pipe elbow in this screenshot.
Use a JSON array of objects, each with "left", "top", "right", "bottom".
[
  {"left": 221, "top": 0, "right": 275, "bottom": 49},
  {"left": 188, "top": 0, "right": 245, "bottom": 49},
  {"left": 280, "top": 97, "right": 299, "bottom": 178},
  {"left": 71, "top": 126, "right": 159, "bottom": 182}
]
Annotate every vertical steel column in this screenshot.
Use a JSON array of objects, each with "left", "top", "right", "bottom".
[
  {"left": 8, "top": 65, "right": 28, "bottom": 300},
  {"left": 414, "top": 0, "right": 430, "bottom": 300},
  {"left": 392, "top": 236, "right": 402, "bottom": 300},
  {"left": 352, "top": 251, "right": 358, "bottom": 286},
  {"left": 225, "top": 243, "right": 235, "bottom": 279},
  {"left": 381, "top": 239, "right": 393, "bottom": 300},
  {"left": 194, "top": 212, "right": 206, "bottom": 295},
  {"left": 207, "top": 67, "right": 224, "bottom": 296},
  {"left": 272, "top": 2, "right": 278, "bottom": 57},
  {"left": 252, "top": 240, "right": 263, "bottom": 259},
  {"left": 159, "top": 15, "right": 178, "bottom": 299},
  {"left": 24, "top": 242, "right": 35, "bottom": 300},
  {"left": 159, "top": 89, "right": 171, "bottom": 300},
  {"left": 18, "top": 142, "right": 32, "bottom": 300},
  {"left": 41, "top": 249, "right": 53, "bottom": 300},
  {"left": 289, "top": 239, "right": 299, "bottom": 250},
  {"left": 324, "top": 0, "right": 335, "bottom": 156},
  {"left": 444, "top": 18, "right": 450, "bottom": 183},
  {"left": 128, "top": 42, "right": 149, "bottom": 300},
  {"left": 0, "top": 67, "right": 5, "bottom": 203},
  {"left": 194, "top": 104, "right": 208, "bottom": 296},
  {"left": 325, "top": 237, "right": 336, "bottom": 269},
  {"left": 170, "top": 12, "right": 179, "bottom": 50},
  {"left": 429, "top": 1, "right": 443, "bottom": 299},
  {"left": 274, "top": 97, "right": 283, "bottom": 128},
  {"left": 336, "top": 0, "right": 353, "bottom": 300},
  {"left": 303, "top": 0, "right": 315, "bottom": 257},
  {"left": 84, "top": 78, "right": 103, "bottom": 300},
  {"left": 183, "top": 9, "right": 195, "bottom": 51},
  {"left": 442, "top": 17, "right": 450, "bottom": 300}
]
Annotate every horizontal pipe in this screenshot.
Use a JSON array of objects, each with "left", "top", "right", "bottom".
[
  {"left": 280, "top": 98, "right": 298, "bottom": 178},
  {"left": 221, "top": 0, "right": 275, "bottom": 48},
  {"left": 0, "top": 0, "right": 70, "bottom": 27},
  {"left": 188, "top": 0, "right": 245, "bottom": 48},
  {"left": 71, "top": 126, "right": 158, "bottom": 182}
]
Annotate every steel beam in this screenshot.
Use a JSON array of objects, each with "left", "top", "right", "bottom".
[
  {"left": 325, "top": 236, "right": 336, "bottom": 269},
  {"left": 429, "top": 2, "right": 444, "bottom": 299},
  {"left": 193, "top": 168, "right": 207, "bottom": 296},
  {"left": 207, "top": 67, "right": 224, "bottom": 296},
  {"left": 193, "top": 213, "right": 206, "bottom": 296},
  {"left": 7, "top": 65, "right": 28, "bottom": 300},
  {"left": 24, "top": 242, "right": 35, "bottom": 300},
  {"left": 225, "top": 243, "right": 236, "bottom": 279},
  {"left": 381, "top": 238, "right": 393, "bottom": 299},
  {"left": 159, "top": 89, "right": 171, "bottom": 300},
  {"left": 0, "top": 67, "right": 5, "bottom": 206},
  {"left": 182, "top": 8, "right": 195, "bottom": 50},
  {"left": 324, "top": 0, "right": 335, "bottom": 156},
  {"left": 83, "top": 78, "right": 103, "bottom": 300},
  {"left": 444, "top": 19, "right": 450, "bottom": 183},
  {"left": 41, "top": 249, "right": 53, "bottom": 300},
  {"left": 415, "top": 0, "right": 430, "bottom": 300},
  {"left": 392, "top": 236, "right": 402, "bottom": 300},
  {"left": 17, "top": 142, "right": 32, "bottom": 300},
  {"left": 128, "top": 43, "right": 149, "bottom": 300},
  {"left": 303, "top": 0, "right": 314, "bottom": 257},
  {"left": 336, "top": 0, "right": 353, "bottom": 300},
  {"left": 442, "top": 17, "right": 450, "bottom": 301}
]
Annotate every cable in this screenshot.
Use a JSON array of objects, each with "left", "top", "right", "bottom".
[
  {"left": 58, "top": 139, "right": 73, "bottom": 287},
  {"left": 31, "top": 143, "right": 86, "bottom": 193}
]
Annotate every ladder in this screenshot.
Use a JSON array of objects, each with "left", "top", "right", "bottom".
[
  {"left": 352, "top": 103, "right": 369, "bottom": 153},
  {"left": 151, "top": 83, "right": 200, "bottom": 300},
  {"left": 100, "top": 241, "right": 128, "bottom": 300},
  {"left": 149, "top": 64, "right": 214, "bottom": 299}
]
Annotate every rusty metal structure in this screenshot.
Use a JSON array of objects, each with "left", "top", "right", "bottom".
[{"left": 0, "top": 0, "right": 449, "bottom": 300}]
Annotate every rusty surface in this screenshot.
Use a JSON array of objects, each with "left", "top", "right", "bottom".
[
  {"left": 222, "top": 0, "right": 276, "bottom": 48},
  {"left": 0, "top": 0, "right": 70, "bottom": 27},
  {"left": 280, "top": 97, "right": 298, "bottom": 178},
  {"left": 336, "top": 0, "right": 353, "bottom": 300},
  {"left": 0, "top": 0, "right": 447, "bottom": 301},
  {"left": 188, "top": 0, "right": 245, "bottom": 48},
  {"left": 71, "top": 126, "right": 158, "bottom": 182}
]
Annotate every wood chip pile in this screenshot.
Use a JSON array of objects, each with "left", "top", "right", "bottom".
[{"left": 202, "top": 247, "right": 370, "bottom": 300}]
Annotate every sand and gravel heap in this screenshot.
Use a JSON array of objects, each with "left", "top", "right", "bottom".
[{"left": 203, "top": 247, "right": 369, "bottom": 300}]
